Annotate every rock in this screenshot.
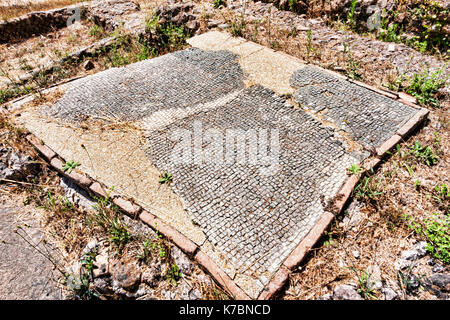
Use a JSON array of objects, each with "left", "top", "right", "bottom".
[
  {"left": 414, "top": 241, "right": 428, "bottom": 257},
  {"left": 142, "top": 263, "right": 162, "bottom": 287},
  {"left": 316, "top": 293, "right": 332, "bottom": 300},
  {"left": 155, "top": 3, "right": 196, "bottom": 27},
  {"left": 197, "top": 274, "right": 212, "bottom": 286},
  {"left": 432, "top": 264, "right": 444, "bottom": 273},
  {"left": 387, "top": 43, "right": 396, "bottom": 52},
  {"left": 382, "top": 287, "right": 398, "bottom": 300},
  {"left": 180, "top": 284, "right": 202, "bottom": 300},
  {"left": 171, "top": 246, "right": 194, "bottom": 276},
  {"left": 352, "top": 250, "right": 360, "bottom": 259},
  {"left": 400, "top": 249, "right": 421, "bottom": 261},
  {"left": 162, "top": 290, "right": 176, "bottom": 300},
  {"left": 185, "top": 20, "right": 198, "bottom": 30},
  {"left": 92, "top": 277, "right": 113, "bottom": 294},
  {"left": 83, "top": 59, "right": 94, "bottom": 70},
  {"left": 110, "top": 261, "right": 141, "bottom": 291},
  {"left": 0, "top": 148, "right": 39, "bottom": 181},
  {"left": 218, "top": 23, "right": 230, "bottom": 29},
  {"left": 426, "top": 274, "right": 450, "bottom": 292},
  {"left": 333, "top": 284, "right": 362, "bottom": 300},
  {"left": 81, "top": 239, "right": 98, "bottom": 255},
  {"left": 394, "top": 258, "right": 411, "bottom": 271},
  {"left": 93, "top": 252, "right": 109, "bottom": 278},
  {"left": 374, "top": 281, "right": 383, "bottom": 290},
  {"left": 88, "top": 0, "right": 142, "bottom": 31},
  {"left": 60, "top": 177, "right": 96, "bottom": 210},
  {"left": 208, "top": 19, "right": 221, "bottom": 28}
]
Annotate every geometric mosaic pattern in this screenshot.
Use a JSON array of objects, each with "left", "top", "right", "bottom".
[
  {"left": 28, "top": 38, "right": 420, "bottom": 298},
  {"left": 291, "top": 66, "right": 418, "bottom": 148}
]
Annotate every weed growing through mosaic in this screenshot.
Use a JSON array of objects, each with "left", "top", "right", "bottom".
[{"left": 159, "top": 172, "right": 173, "bottom": 184}]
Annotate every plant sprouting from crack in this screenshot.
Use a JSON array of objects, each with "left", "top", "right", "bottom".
[{"left": 159, "top": 172, "right": 173, "bottom": 184}]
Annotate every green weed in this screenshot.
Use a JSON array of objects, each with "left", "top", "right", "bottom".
[
  {"left": 404, "top": 213, "right": 450, "bottom": 264},
  {"left": 347, "top": 164, "right": 362, "bottom": 175},
  {"left": 410, "top": 141, "right": 439, "bottom": 166},
  {"left": 167, "top": 263, "right": 182, "bottom": 286},
  {"left": 62, "top": 160, "right": 80, "bottom": 174},
  {"left": 159, "top": 172, "right": 173, "bottom": 184}
]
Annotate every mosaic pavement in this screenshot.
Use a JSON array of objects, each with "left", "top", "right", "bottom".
[{"left": 12, "top": 31, "right": 421, "bottom": 298}]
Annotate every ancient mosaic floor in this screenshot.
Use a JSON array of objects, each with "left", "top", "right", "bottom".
[{"left": 11, "top": 32, "right": 422, "bottom": 298}]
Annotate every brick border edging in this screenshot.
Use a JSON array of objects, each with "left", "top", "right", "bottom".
[
  {"left": 254, "top": 94, "right": 429, "bottom": 300},
  {"left": 24, "top": 132, "right": 249, "bottom": 300},
  {"left": 23, "top": 82, "right": 429, "bottom": 301}
]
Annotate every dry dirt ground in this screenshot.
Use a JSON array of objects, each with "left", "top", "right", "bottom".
[
  {"left": 0, "top": 0, "right": 449, "bottom": 300},
  {"left": 0, "top": 193, "right": 66, "bottom": 300}
]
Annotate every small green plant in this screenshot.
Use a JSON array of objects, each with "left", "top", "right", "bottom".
[
  {"left": 288, "top": 0, "right": 299, "bottom": 12},
  {"left": 433, "top": 183, "right": 449, "bottom": 208},
  {"left": 62, "top": 160, "right": 80, "bottom": 174},
  {"left": 347, "top": 164, "right": 362, "bottom": 175},
  {"left": 346, "top": 0, "right": 359, "bottom": 30},
  {"left": 81, "top": 248, "right": 98, "bottom": 275},
  {"left": 323, "top": 231, "right": 335, "bottom": 247},
  {"left": 152, "top": 227, "right": 167, "bottom": 258},
  {"left": 212, "top": 0, "right": 226, "bottom": 8},
  {"left": 410, "top": 141, "right": 439, "bottom": 166},
  {"left": 108, "top": 218, "right": 130, "bottom": 251},
  {"left": 404, "top": 66, "right": 448, "bottom": 108},
  {"left": 159, "top": 172, "right": 173, "bottom": 184},
  {"left": 144, "top": 15, "right": 189, "bottom": 52},
  {"left": 354, "top": 176, "right": 383, "bottom": 200},
  {"left": 345, "top": 52, "right": 361, "bottom": 80},
  {"left": 397, "top": 264, "right": 423, "bottom": 295},
  {"left": 137, "top": 239, "right": 152, "bottom": 264},
  {"left": 404, "top": 213, "right": 450, "bottom": 264},
  {"left": 89, "top": 24, "right": 105, "bottom": 39},
  {"left": 306, "top": 29, "right": 313, "bottom": 61},
  {"left": 415, "top": 179, "right": 421, "bottom": 189},
  {"left": 357, "top": 271, "right": 377, "bottom": 299},
  {"left": 66, "top": 247, "right": 99, "bottom": 300},
  {"left": 167, "top": 263, "right": 182, "bottom": 286},
  {"left": 231, "top": 20, "right": 245, "bottom": 37}
]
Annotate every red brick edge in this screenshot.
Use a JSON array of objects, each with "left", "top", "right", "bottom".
[
  {"left": 25, "top": 132, "right": 248, "bottom": 299},
  {"left": 256, "top": 90, "right": 429, "bottom": 299},
  {"left": 25, "top": 90, "right": 429, "bottom": 300}
]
